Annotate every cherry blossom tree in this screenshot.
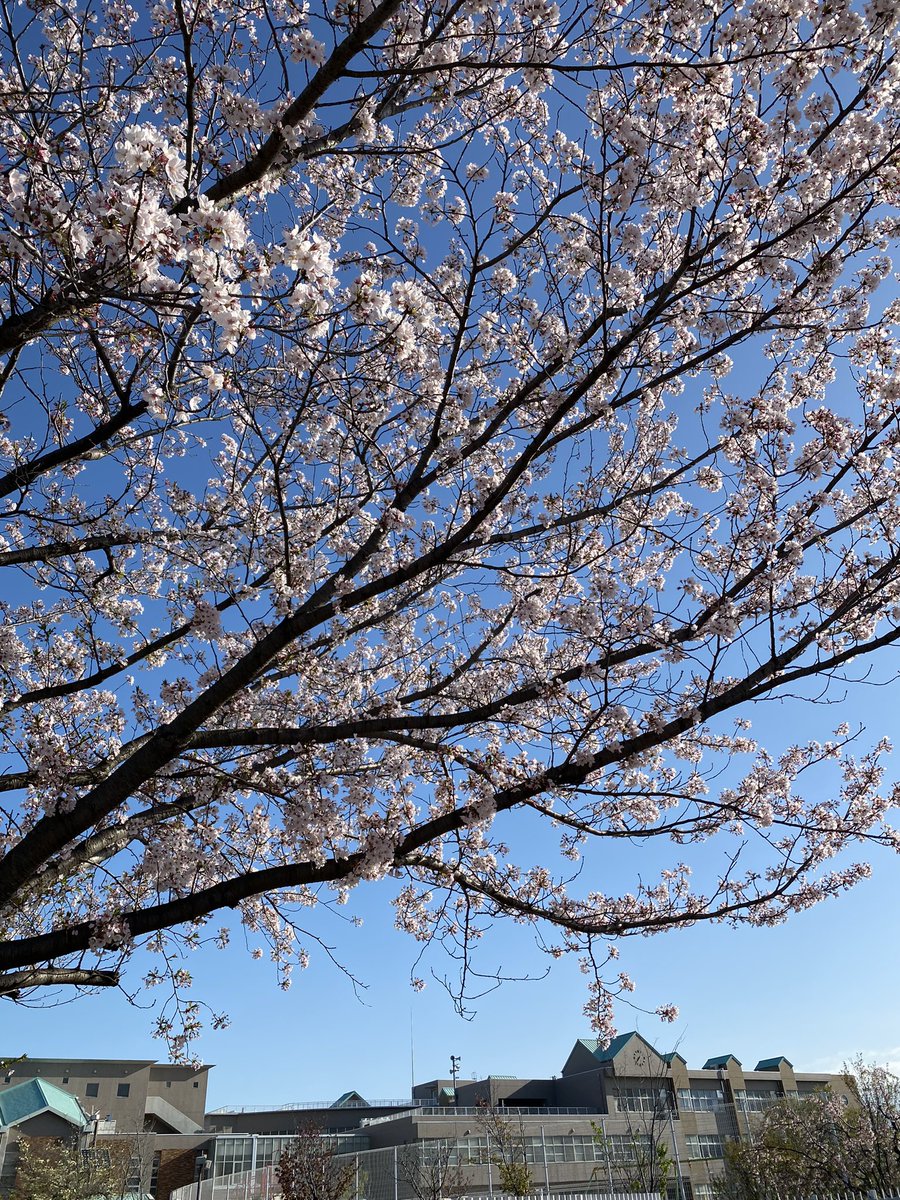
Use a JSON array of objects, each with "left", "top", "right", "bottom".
[
  {"left": 1, "top": 0, "right": 900, "bottom": 1054},
  {"left": 717, "top": 1064, "right": 900, "bottom": 1199}
]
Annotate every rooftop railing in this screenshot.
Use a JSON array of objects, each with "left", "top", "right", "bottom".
[
  {"left": 362, "top": 1105, "right": 598, "bottom": 1125},
  {"left": 208, "top": 1099, "right": 425, "bottom": 1114}
]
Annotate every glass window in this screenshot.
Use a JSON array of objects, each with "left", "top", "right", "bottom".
[
  {"left": 677, "top": 1088, "right": 723, "bottom": 1112},
  {"left": 686, "top": 1135, "right": 724, "bottom": 1159},
  {"left": 604, "top": 1133, "right": 654, "bottom": 1164},
  {"left": 86, "top": 1082, "right": 99, "bottom": 1098},
  {"left": 117, "top": 1083, "right": 130, "bottom": 1098},
  {"left": 615, "top": 1085, "right": 671, "bottom": 1113},
  {"left": 735, "top": 1088, "right": 779, "bottom": 1112}
]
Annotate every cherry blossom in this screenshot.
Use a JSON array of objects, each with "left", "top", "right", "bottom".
[{"left": 0, "top": 0, "right": 899, "bottom": 1056}]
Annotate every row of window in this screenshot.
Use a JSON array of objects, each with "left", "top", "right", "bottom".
[
  {"left": 83, "top": 1082, "right": 130, "bottom": 1099},
  {"left": 1, "top": 1074, "right": 198, "bottom": 1097},
  {"left": 419, "top": 1135, "right": 626, "bottom": 1167},
  {"left": 210, "top": 1130, "right": 730, "bottom": 1177},
  {"left": 617, "top": 1086, "right": 787, "bottom": 1115},
  {"left": 614, "top": 1086, "right": 671, "bottom": 1113},
  {"left": 676, "top": 1089, "right": 724, "bottom": 1112},
  {"left": 685, "top": 1135, "right": 724, "bottom": 1159},
  {"left": 211, "top": 1134, "right": 370, "bottom": 1179}
]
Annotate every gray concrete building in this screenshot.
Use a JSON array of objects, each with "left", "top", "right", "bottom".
[
  {"left": 0, "top": 1057, "right": 209, "bottom": 1136},
  {"left": 0, "top": 1034, "right": 855, "bottom": 1200}
]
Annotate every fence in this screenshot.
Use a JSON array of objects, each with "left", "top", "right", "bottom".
[
  {"left": 169, "top": 1147, "right": 663, "bottom": 1200},
  {"left": 170, "top": 1164, "right": 900, "bottom": 1200},
  {"left": 170, "top": 1175, "right": 654, "bottom": 1200},
  {"left": 455, "top": 1193, "right": 660, "bottom": 1200}
]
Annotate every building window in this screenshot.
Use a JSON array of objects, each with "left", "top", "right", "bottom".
[
  {"left": 193, "top": 1081, "right": 200, "bottom": 1088},
  {"left": 614, "top": 1085, "right": 672, "bottom": 1113},
  {"left": 677, "top": 1088, "right": 723, "bottom": 1112},
  {"left": 686, "top": 1135, "right": 724, "bottom": 1160},
  {"left": 117, "top": 1083, "right": 130, "bottom": 1098},
  {"left": 166, "top": 1081, "right": 172, "bottom": 1088},
  {"left": 604, "top": 1133, "right": 654, "bottom": 1164},
  {"left": 86, "top": 1082, "right": 99, "bottom": 1098},
  {"left": 735, "top": 1088, "right": 780, "bottom": 1113},
  {"left": 62, "top": 1076, "right": 69, "bottom": 1084}
]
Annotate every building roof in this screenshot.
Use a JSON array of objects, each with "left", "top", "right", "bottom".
[
  {"left": 703, "top": 1054, "right": 742, "bottom": 1069},
  {"left": 2, "top": 1057, "right": 157, "bottom": 1066},
  {"left": 756, "top": 1056, "right": 793, "bottom": 1070},
  {"left": 573, "top": 1031, "right": 674, "bottom": 1067},
  {"left": 594, "top": 1032, "right": 641, "bottom": 1063},
  {"left": 0, "top": 1078, "right": 88, "bottom": 1130},
  {"left": 575, "top": 1032, "right": 641, "bottom": 1063},
  {"left": 333, "top": 1091, "right": 369, "bottom": 1108},
  {"left": 662, "top": 1052, "right": 687, "bottom": 1065}
]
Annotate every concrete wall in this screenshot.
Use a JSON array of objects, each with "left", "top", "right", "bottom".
[
  {"left": 148, "top": 1065, "right": 210, "bottom": 1129},
  {"left": 0, "top": 1060, "right": 152, "bottom": 1130}
]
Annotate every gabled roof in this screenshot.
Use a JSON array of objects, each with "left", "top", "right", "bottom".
[
  {"left": 756, "top": 1056, "right": 793, "bottom": 1071},
  {"left": 577, "top": 1031, "right": 665, "bottom": 1065},
  {"left": 703, "top": 1054, "right": 742, "bottom": 1069},
  {"left": 662, "top": 1051, "right": 687, "bottom": 1065},
  {"left": 0, "top": 1078, "right": 88, "bottom": 1130},
  {"left": 593, "top": 1032, "right": 645, "bottom": 1063},
  {"left": 333, "top": 1090, "right": 369, "bottom": 1109}
]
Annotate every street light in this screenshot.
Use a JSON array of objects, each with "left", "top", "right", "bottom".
[
  {"left": 194, "top": 1151, "right": 209, "bottom": 1200},
  {"left": 450, "top": 1056, "right": 461, "bottom": 1107}
]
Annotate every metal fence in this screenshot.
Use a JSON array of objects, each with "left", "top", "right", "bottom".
[
  {"left": 170, "top": 1173, "right": 655, "bottom": 1200},
  {"left": 455, "top": 1193, "right": 659, "bottom": 1200}
]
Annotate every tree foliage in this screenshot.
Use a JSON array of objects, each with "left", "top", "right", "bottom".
[
  {"left": 400, "top": 1141, "right": 466, "bottom": 1200},
  {"left": 718, "top": 1065, "right": 900, "bottom": 1200},
  {"left": 10, "top": 1137, "right": 139, "bottom": 1200},
  {"left": 275, "top": 1125, "right": 356, "bottom": 1200},
  {"left": 1, "top": 0, "right": 900, "bottom": 1050},
  {"left": 475, "top": 1104, "right": 534, "bottom": 1196},
  {"left": 593, "top": 1116, "right": 674, "bottom": 1194}
]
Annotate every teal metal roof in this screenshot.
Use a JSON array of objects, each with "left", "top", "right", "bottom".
[
  {"left": 0, "top": 1078, "right": 88, "bottom": 1130},
  {"left": 662, "top": 1052, "right": 687, "bottom": 1065},
  {"left": 756, "top": 1056, "right": 792, "bottom": 1070},
  {"left": 703, "top": 1054, "right": 742, "bottom": 1069},
  {"left": 589, "top": 1032, "right": 652, "bottom": 1064},
  {"left": 333, "top": 1090, "right": 369, "bottom": 1108}
]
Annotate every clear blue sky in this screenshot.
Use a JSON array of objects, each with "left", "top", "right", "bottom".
[{"left": 4, "top": 679, "right": 899, "bottom": 1109}]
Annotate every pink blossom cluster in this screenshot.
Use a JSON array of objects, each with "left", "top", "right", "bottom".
[{"left": 0, "top": 0, "right": 898, "bottom": 1056}]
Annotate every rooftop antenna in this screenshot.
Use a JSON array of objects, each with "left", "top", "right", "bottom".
[{"left": 409, "top": 1007, "right": 415, "bottom": 1099}]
